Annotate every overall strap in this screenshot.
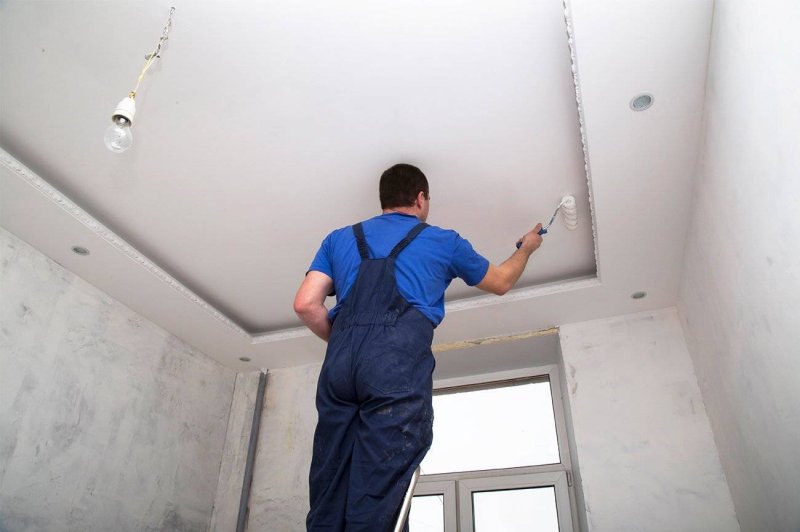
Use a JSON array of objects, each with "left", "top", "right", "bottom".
[
  {"left": 352, "top": 223, "right": 370, "bottom": 260},
  {"left": 389, "top": 223, "right": 429, "bottom": 258}
]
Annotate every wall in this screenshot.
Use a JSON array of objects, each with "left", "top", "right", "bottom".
[
  {"left": 677, "top": 2, "right": 800, "bottom": 530},
  {"left": 559, "top": 309, "right": 739, "bottom": 531},
  {"left": 210, "top": 371, "right": 262, "bottom": 531},
  {"left": 0, "top": 227, "right": 236, "bottom": 532},
  {"left": 236, "top": 309, "right": 738, "bottom": 530},
  {"left": 246, "top": 363, "right": 321, "bottom": 530},
  {"left": 237, "top": 352, "right": 560, "bottom": 529}
]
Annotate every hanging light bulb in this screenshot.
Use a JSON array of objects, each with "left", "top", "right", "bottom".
[
  {"left": 104, "top": 7, "right": 174, "bottom": 154},
  {"left": 104, "top": 97, "right": 136, "bottom": 153},
  {"left": 104, "top": 117, "right": 133, "bottom": 153}
]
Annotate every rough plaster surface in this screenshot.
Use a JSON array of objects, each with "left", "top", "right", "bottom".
[
  {"left": 0, "top": 227, "right": 235, "bottom": 531},
  {"left": 246, "top": 362, "right": 321, "bottom": 531},
  {"left": 678, "top": 2, "right": 800, "bottom": 530},
  {"left": 210, "top": 371, "right": 261, "bottom": 531},
  {"left": 559, "top": 309, "right": 739, "bottom": 531}
]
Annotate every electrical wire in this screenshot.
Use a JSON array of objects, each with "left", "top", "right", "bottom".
[{"left": 129, "top": 7, "right": 175, "bottom": 99}]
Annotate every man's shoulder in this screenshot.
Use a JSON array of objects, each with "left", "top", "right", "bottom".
[
  {"left": 324, "top": 224, "right": 356, "bottom": 241},
  {"left": 421, "top": 224, "right": 462, "bottom": 242}
]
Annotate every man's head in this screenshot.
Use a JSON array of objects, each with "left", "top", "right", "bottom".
[{"left": 380, "top": 164, "right": 430, "bottom": 220}]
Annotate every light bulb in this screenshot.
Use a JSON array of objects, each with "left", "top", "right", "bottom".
[{"left": 104, "top": 116, "right": 133, "bottom": 153}]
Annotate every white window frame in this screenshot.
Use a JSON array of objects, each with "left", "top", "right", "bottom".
[
  {"left": 413, "top": 364, "right": 577, "bottom": 532},
  {"left": 410, "top": 480, "right": 458, "bottom": 531},
  {"left": 459, "top": 471, "right": 573, "bottom": 532}
]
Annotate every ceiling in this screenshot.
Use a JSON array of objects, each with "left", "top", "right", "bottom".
[{"left": 0, "top": 0, "right": 713, "bottom": 372}]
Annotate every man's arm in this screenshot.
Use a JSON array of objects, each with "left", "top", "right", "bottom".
[
  {"left": 476, "top": 223, "right": 543, "bottom": 296},
  {"left": 293, "top": 271, "right": 335, "bottom": 342}
]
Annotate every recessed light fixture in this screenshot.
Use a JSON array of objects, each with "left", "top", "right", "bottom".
[
  {"left": 631, "top": 291, "right": 647, "bottom": 300},
  {"left": 239, "top": 357, "right": 251, "bottom": 362},
  {"left": 72, "top": 246, "right": 90, "bottom": 256},
  {"left": 630, "top": 93, "right": 654, "bottom": 112}
]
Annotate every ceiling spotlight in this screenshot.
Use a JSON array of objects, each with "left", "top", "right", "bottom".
[
  {"left": 631, "top": 291, "right": 647, "bottom": 300},
  {"left": 72, "top": 246, "right": 90, "bottom": 256},
  {"left": 105, "top": 7, "right": 174, "bottom": 153},
  {"left": 239, "top": 357, "right": 251, "bottom": 362},
  {"left": 630, "top": 93, "right": 654, "bottom": 112}
]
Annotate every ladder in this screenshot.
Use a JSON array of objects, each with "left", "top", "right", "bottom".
[{"left": 393, "top": 466, "right": 421, "bottom": 532}]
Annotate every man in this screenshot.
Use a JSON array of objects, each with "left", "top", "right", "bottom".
[{"left": 294, "top": 163, "right": 543, "bottom": 531}]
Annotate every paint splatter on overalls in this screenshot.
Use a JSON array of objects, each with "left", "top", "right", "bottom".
[{"left": 307, "top": 222, "right": 435, "bottom": 532}]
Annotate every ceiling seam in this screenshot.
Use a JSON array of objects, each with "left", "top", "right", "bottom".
[
  {"left": 3, "top": 146, "right": 599, "bottom": 345},
  {"left": 562, "top": 0, "right": 602, "bottom": 282},
  {"left": 251, "top": 276, "right": 600, "bottom": 345}
]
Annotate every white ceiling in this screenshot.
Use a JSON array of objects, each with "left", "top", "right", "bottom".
[{"left": 0, "top": 0, "right": 713, "bottom": 372}]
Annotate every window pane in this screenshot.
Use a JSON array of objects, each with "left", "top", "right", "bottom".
[
  {"left": 473, "top": 487, "right": 559, "bottom": 532},
  {"left": 409, "top": 494, "right": 444, "bottom": 532},
  {"left": 421, "top": 381, "right": 559, "bottom": 474}
]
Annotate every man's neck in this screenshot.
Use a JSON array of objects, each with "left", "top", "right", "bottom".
[{"left": 382, "top": 207, "right": 420, "bottom": 220}]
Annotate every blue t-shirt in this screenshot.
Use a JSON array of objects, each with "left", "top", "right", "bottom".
[{"left": 309, "top": 212, "right": 490, "bottom": 326}]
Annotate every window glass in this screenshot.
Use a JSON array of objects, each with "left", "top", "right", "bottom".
[
  {"left": 473, "top": 487, "right": 559, "bottom": 531},
  {"left": 421, "top": 380, "right": 559, "bottom": 474},
  {"left": 409, "top": 494, "right": 444, "bottom": 532}
]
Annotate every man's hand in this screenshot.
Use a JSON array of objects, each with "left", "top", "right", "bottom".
[
  {"left": 515, "top": 223, "right": 544, "bottom": 254},
  {"left": 478, "top": 223, "right": 544, "bottom": 296},
  {"left": 293, "top": 271, "right": 334, "bottom": 342}
]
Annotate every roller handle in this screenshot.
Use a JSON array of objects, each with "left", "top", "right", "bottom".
[{"left": 516, "top": 227, "right": 547, "bottom": 248}]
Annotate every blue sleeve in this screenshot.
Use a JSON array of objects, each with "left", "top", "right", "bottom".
[
  {"left": 308, "top": 233, "right": 334, "bottom": 278},
  {"left": 451, "top": 234, "right": 490, "bottom": 286}
]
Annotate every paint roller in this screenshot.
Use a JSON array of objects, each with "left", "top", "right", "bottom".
[{"left": 516, "top": 195, "right": 578, "bottom": 248}]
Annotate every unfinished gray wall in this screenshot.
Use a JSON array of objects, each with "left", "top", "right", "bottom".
[
  {"left": 0, "top": 227, "right": 236, "bottom": 532},
  {"left": 238, "top": 309, "right": 738, "bottom": 530},
  {"left": 245, "top": 363, "right": 320, "bottom": 530},
  {"left": 210, "top": 371, "right": 262, "bottom": 531},
  {"left": 560, "top": 309, "right": 739, "bottom": 531},
  {"left": 678, "top": 2, "right": 800, "bottom": 530}
]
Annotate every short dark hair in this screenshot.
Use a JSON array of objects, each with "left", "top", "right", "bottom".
[{"left": 379, "top": 164, "right": 429, "bottom": 209}]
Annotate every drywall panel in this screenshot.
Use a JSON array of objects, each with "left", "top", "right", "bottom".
[
  {"left": 0, "top": 0, "right": 713, "bottom": 372},
  {"left": 0, "top": 226, "right": 235, "bottom": 531},
  {"left": 559, "top": 309, "right": 739, "bottom": 531},
  {"left": 210, "top": 370, "right": 262, "bottom": 531},
  {"left": 678, "top": 1, "right": 800, "bottom": 530},
  {"left": 0, "top": 0, "right": 591, "bottom": 332}
]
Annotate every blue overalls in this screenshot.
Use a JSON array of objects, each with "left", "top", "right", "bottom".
[{"left": 307, "top": 222, "right": 435, "bottom": 532}]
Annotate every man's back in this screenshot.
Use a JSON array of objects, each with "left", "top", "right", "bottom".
[{"left": 310, "top": 211, "right": 489, "bottom": 326}]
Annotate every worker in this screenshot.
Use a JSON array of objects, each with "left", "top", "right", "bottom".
[{"left": 294, "top": 163, "right": 543, "bottom": 531}]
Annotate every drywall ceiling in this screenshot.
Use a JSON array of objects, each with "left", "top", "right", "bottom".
[{"left": 0, "top": 0, "right": 712, "bottom": 372}]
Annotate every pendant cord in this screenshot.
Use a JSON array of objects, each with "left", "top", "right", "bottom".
[{"left": 129, "top": 7, "right": 175, "bottom": 99}]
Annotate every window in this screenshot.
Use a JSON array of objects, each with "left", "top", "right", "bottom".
[{"left": 410, "top": 366, "right": 576, "bottom": 532}]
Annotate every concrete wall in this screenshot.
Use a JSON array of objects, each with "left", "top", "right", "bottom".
[
  {"left": 0, "top": 227, "right": 236, "bottom": 532},
  {"left": 677, "top": 2, "right": 800, "bottom": 530},
  {"left": 559, "top": 309, "right": 739, "bottom": 531},
  {"left": 210, "top": 371, "right": 262, "bottom": 531},
  {"left": 236, "top": 309, "right": 738, "bottom": 530},
  {"left": 243, "top": 363, "right": 320, "bottom": 530}
]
